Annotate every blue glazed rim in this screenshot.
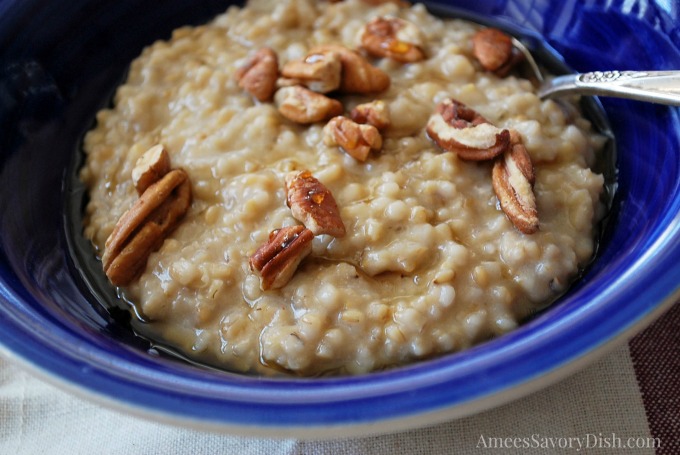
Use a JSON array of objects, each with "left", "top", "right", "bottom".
[
  {"left": 2, "top": 0, "right": 680, "bottom": 437},
  {"left": 3, "top": 230, "right": 680, "bottom": 436}
]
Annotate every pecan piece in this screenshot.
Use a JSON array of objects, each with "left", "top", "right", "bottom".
[
  {"left": 131, "top": 144, "right": 171, "bottom": 195},
  {"left": 103, "top": 169, "right": 192, "bottom": 285},
  {"left": 235, "top": 47, "right": 279, "bottom": 102},
  {"left": 472, "top": 28, "right": 524, "bottom": 77},
  {"left": 426, "top": 98, "right": 510, "bottom": 161},
  {"left": 360, "top": 16, "right": 426, "bottom": 63},
  {"left": 275, "top": 85, "right": 344, "bottom": 124},
  {"left": 350, "top": 100, "right": 391, "bottom": 130},
  {"left": 280, "top": 50, "right": 342, "bottom": 94},
  {"left": 310, "top": 44, "right": 390, "bottom": 94},
  {"left": 492, "top": 137, "right": 538, "bottom": 234},
  {"left": 249, "top": 225, "right": 314, "bottom": 290},
  {"left": 323, "top": 116, "right": 382, "bottom": 162},
  {"left": 285, "top": 170, "right": 346, "bottom": 237}
]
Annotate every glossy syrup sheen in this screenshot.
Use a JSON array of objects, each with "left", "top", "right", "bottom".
[
  {"left": 63, "top": 1, "right": 618, "bottom": 374},
  {"left": 1, "top": 0, "right": 680, "bottom": 437}
]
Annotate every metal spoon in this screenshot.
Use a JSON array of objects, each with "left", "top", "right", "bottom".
[{"left": 511, "top": 38, "right": 680, "bottom": 106}]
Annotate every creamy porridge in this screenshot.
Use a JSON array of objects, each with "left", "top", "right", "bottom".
[{"left": 80, "top": 0, "right": 607, "bottom": 376}]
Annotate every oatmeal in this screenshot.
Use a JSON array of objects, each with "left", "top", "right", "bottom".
[{"left": 80, "top": 0, "right": 607, "bottom": 376}]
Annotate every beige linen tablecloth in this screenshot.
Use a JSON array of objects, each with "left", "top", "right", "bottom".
[{"left": 1, "top": 302, "right": 678, "bottom": 454}]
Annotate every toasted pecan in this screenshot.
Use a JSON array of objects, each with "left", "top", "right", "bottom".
[
  {"left": 235, "top": 47, "right": 279, "bottom": 102},
  {"left": 103, "top": 169, "right": 192, "bottom": 285},
  {"left": 350, "top": 100, "right": 391, "bottom": 131},
  {"left": 249, "top": 225, "right": 314, "bottom": 290},
  {"left": 275, "top": 85, "right": 344, "bottom": 124},
  {"left": 360, "top": 16, "right": 426, "bottom": 63},
  {"left": 285, "top": 170, "right": 346, "bottom": 237},
  {"left": 323, "top": 116, "right": 382, "bottom": 162},
  {"left": 492, "top": 136, "right": 538, "bottom": 234},
  {"left": 426, "top": 98, "right": 510, "bottom": 161},
  {"left": 280, "top": 50, "right": 342, "bottom": 94},
  {"left": 471, "top": 28, "right": 525, "bottom": 77},
  {"left": 131, "top": 144, "right": 171, "bottom": 195},
  {"left": 310, "top": 44, "right": 390, "bottom": 94}
]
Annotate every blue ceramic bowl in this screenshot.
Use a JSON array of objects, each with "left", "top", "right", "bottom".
[{"left": 1, "top": 0, "right": 680, "bottom": 438}]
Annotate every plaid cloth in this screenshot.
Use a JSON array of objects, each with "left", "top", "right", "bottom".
[{"left": 1, "top": 303, "right": 677, "bottom": 454}]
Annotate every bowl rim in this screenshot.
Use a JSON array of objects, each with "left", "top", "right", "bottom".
[
  {"left": 2, "top": 0, "right": 680, "bottom": 439},
  {"left": 2, "top": 229, "right": 680, "bottom": 438}
]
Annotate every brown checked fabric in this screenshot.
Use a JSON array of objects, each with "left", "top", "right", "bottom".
[{"left": 630, "top": 302, "right": 680, "bottom": 455}]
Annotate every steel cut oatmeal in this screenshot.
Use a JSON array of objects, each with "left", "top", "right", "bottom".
[{"left": 80, "top": 0, "right": 607, "bottom": 375}]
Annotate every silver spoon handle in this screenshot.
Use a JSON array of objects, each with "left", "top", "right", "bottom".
[{"left": 538, "top": 70, "right": 680, "bottom": 106}]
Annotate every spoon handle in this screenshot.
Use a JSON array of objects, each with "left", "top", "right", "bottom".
[{"left": 537, "top": 70, "right": 680, "bottom": 106}]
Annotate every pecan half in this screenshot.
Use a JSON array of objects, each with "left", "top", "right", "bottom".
[
  {"left": 275, "top": 85, "right": 344, "bottom": 124},
  {"left": 426, "top": 98, "right": 510, "bottom": 161},
  {"left": 492, "top": 137, "right": 538, "bottom": 234},
  {"left": 235, "top": 47, "right": 279, "bottom": 102},
  {"left": 103, "top": 169, "right": 192, "bottom": 285},
  {"left": 471, "top": 28, "right": 524, "bottom": 77},
  {"left": 360, "top": 16, "right": 426, "bottom": 63},
  {"left": 350, "top": 100, "right": 391, "bottom": 130},
  {"left": 280, "top": 50, "right": 342, "bottom": 94},
  {"left": 285, "top": 170, "right": 346, "bottom": 237},
  {"left": 323, "top": 116, "right": 382, "bottom": 162},
  {"left": 131, "top": 144, "right": 171, "bottom": 195},
  {"left": 249, "top": 225, "right": 314, "bottom": 290},
  {"left": 310, "top": 45, "right": 390, "bottom": 94}
]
